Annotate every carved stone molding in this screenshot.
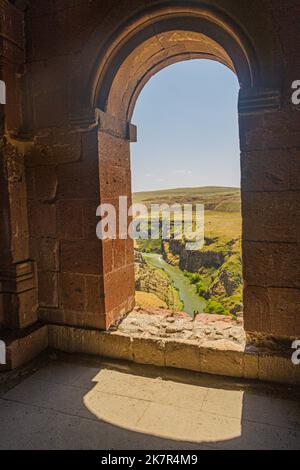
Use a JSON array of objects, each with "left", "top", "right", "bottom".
[
  {"left": 70, "top": 108, "right": 137, "bottom": 142},
  {"left": 239, "top": 88, "right": 282, "bottom": 115},
  {"left": 0, "top": 260, "right": 36, "bottom": 294}
]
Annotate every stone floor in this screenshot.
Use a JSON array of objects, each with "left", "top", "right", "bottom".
[{"left": 0, "top": 356, "right": 299, "bottom": 450}]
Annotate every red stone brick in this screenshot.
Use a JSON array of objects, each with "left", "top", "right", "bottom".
[
  {"left": 99, "top": 165, "right": 128, "bottom": 199},
  {"left": 57, "top": 160, "right": 100, "bottom": 200},
  {"left": 125, "top": 238, "right": 135, "bottom": 265},
  {"left": 60, "top": 240, "right": 102, "bottom": 275},
  {"left": 39, "top": 308, "right": 106, "bottom": 330},
  {"left": 98, "top": 131, "right": 130, "bottom": 169},
  {"left": 244, "top": 286, "right": 300, "bottom": 337},
  {"left": 83, "top": 199, "right": 100, "bottom": 239},
  {"left": 85, "top": 275, "right": 105, "bottom": 315},
  {"left": 244, "top": 286, "right": 272, "bottom": 334},
  {"left": 60, "top": 272, "right": 85, "bottom": 312},
  {"left": 57, "top": 200, "right": 84, "bottom": 240},
  {"left": 112, "top": 238, "right": 127, "bottom": 270},
  {"left": 101, "top": 239, "right": 113, "bottom": 275},
  {"left": 103, "top": 264, "right": 135, "bottom": 313},
  {"left": 29, "top": 203, "right": 56, "bottom": 238}
]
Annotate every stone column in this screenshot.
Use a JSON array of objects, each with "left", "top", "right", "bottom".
[
  {"left": 0, "top": 138, "right": 38, "bottom": 329},
  {"left": 34, "top": 109, "right": 136, "bottom": 331},
  {"left": 0, "top": 1, "right": 48, "bottom": 370},
  {"left": 97, "top": 110, "right": 136, "bottom": 328},
  {"left": 27, "top": 123, "right": 105, "bottom": 330},
  {"left": 239, "top": 87, "right": 300, "bottom": 342}
]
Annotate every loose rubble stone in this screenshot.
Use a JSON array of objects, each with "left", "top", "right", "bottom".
[{"left": 116, "top": 308, "right": 246, "bottom": 348}]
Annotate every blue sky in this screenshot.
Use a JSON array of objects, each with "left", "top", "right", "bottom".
[{"left": 131, "top": 59, "right": 240, "bottom": 193}]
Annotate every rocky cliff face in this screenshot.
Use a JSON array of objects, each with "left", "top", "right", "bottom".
[
  {"left": 162, "top": 238, "right": 243, "bottom": 317},
  {"left": 163, "top": 239, "right": 225, "bottom": 272},
  {"left": 134, "top": 251, "right": 182, "bottom": 310}
]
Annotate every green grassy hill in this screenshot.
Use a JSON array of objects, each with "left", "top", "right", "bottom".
[
  {"left": 133, "top": 186, "right": 242, "bottom": 239},
  {"left": 133, "top": 186, "right": 243, "bottom": 318},
  {"left": 133, "top": 186, "right": 241, "bottom": 213}
]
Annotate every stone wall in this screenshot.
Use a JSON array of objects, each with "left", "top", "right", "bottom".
[
  {"left": 240, "top": 0, "right": 300, "bottom": 338},
  {"left": 0, "top": 0, "right": 38, "bottom": 331},
  {"left": 0, "top": 0, "right": 299, "bottom": 370}
]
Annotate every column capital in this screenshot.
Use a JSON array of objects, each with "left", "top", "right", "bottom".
[
  {"left": 238, "top": 87, "right": 282, "bottom": 115},
  {"left": 69, "top": 108, "right": 137, "bottom": 142}
]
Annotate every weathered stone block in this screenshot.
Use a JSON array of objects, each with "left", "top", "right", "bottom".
[
  {"left": 126, "top": 239, "right": 135, "bottom": 266},
  {"left": 99, "top": 165, "right": 129, "bottom": 200},
  {"left": 34, "top": 90, "right": 68, "bottom": 128},
  {"left": 268, "top": 288, "right": 300, "bottom": 336},
  {"left": 60, "top": 240, "right": 102, "bottom": 275},
  {"left": 6, "top": 325, "right": 49, "bottom": 370},
  {"left": 239, "top": 111, "right": 300, "bottom": 151},
  {"left": 199, "top": 342, "right": 244, "bottom": 378},
  {"left": 83, "top": 199, "right": 100, "bottom": 239},
  {"left": 243, "top": 351, "right": 259, "bottom": 380},
  {"left": 243, "top": 191, "right": 300, "bottom": 243},
  {"left": 258, "top": 354, "right": 300, "bottom": 385},
  {"left": 40, "top": 308, "right": 105, "bottom": 330},
  {"left": 36, "top": 238, "right": 59, "bottom": 272},
  {"left": 57, "top": 200, "right": 84, "bottom": 240},
  {"left": 103, "top": 264, "right": 135, "bottom": 312},
  {"left": 105, "top": 300, "right": 131, "bottom": 329},
  {"left": 85, "top": 275, "right": 105, "bottom": 314},
  {"left": 57, "top": 160, "right": 100, "bottom": 200},
  {"left": 29, "top": 203, "right": 56, "bottom": 238},
  {"left": 132, "top": 336, "right": 165, "bottom": 367},
  {"left": 27, "top": 131, "right": 82, "bottom": 167},
  {"left": 165, "top": 340, "right": 200, "bottom": 372},
  {"left": 81, "top": 128, "right": 98, "bottom": 160},
  {"left": 59, "top": 272, "right": 85, "bottom": 312},
  {"left": 13, "top": 288, "right": 38, "bottom": 329},
  {"left": 98, "top": 331, "right": 133, "bottom": 361},
  {"left": 48, "top": 325, "right": 85, "bottom": 354},
  {"left": 244, "top": 286, "right": 300, "bottom": 337},
  {"left": 243, "top": 241, "right": 300, "bottom": 288},
  {"left": 241, "top": 149, "right": 299, "bottom": 192},
  {"left": 112, "top": 238, "right": 127, "bottom": 270},
  {"left": 25, "top": 166, "right": 36, "bottom": 200},
  {"left": 38, "top": 272, "right": 58, "bottom": 308},
  {"left": 98, "top": 131, "right": 130, "bottom": 169},
  {"left": 100, "top": 239, "right": 113, "bottom": 275}
]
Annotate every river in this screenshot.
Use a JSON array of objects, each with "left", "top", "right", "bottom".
[{"left": 143, "top": 253, "right": 206, "bottom": 318}]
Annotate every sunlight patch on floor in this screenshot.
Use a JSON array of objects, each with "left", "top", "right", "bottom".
[
  {"left": 83, "top": 368, "right": 243, "bottom": 442},
  {"left": 0, "top": 360, "right": 299, "bottom": 449}
]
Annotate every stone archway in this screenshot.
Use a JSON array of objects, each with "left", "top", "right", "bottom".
[
  {"left": 92, "top": 26, "right": 247, "bottom": 330},
  {"left": 2, "top": 0, "right": 299, "bottom": 374},
  {"left": 70, "top": 6, "right": 283, "bottom": 336}
]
